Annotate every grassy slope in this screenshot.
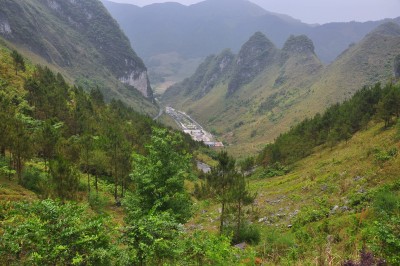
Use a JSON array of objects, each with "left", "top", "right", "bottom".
[
  {"left": 189, "top": 121, "right": 400, "bottom": 263},
  {"left": 296, "top": 25, "right": 400, "bottom": 119}
]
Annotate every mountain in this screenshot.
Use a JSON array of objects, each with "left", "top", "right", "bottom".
[
  {"left": 163, "top": 23, "right": 400, "bottom": 157},
  {"left": 0, "top": 0, "right": 156, "bottom": 113},
  {"left": 102, "top": 0, "right": 399, "bottom": 90},
  {"left": 304, "top": 22, "right": 400, "bottom": 109}
]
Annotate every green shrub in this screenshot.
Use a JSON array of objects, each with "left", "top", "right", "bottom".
[
  {"left": 0, "top": 156, "right": 15, "bottom": 178},
  {"left": 263, "top": 163, "right": 290, "bottom": 178},
  {"left": 365, "top": 214, "right": 400, "bottom": 265},
  {"left": 264, "top": 229, "right": 297, "bottom": 262},
  {"left": 0, "top": 200, "right": 115, "bottom": 265},
  {"left": 293, "top": 198, "right": 330, "bottom": 228},
  {"left": 230, "top": 223, "right": 261, "bottom": 245},
  {"left": 348, "top": 190, "right": 372, "bottom": 211},
  {"left": 178, "top": 231, "right": 256, "bottom": 265},
  {"left": 373, "top": 147, "right": 397, "bottom": 165},
  {"left": 21, "top": 166, "right": 48, "bottom": 194},
  {"left": 373, "top": 189, "right": 399, "bottom": 215},
  {"left": 88, "top": 193, "right": 109, "bottom": 213}
]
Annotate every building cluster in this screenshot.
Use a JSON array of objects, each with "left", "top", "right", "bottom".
[{"left": 166, "top": 106, "right": 224, "bottom": 147}]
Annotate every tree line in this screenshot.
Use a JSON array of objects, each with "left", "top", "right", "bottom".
[
  {"left": 0, "top": 49, "right": 164, "bottom": 202},
  {"left": 258, "top": 82, "right": 400, "bottom": 166}
]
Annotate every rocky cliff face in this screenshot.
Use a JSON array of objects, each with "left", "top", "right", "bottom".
[
  {"left": 274, "top": 35, "right": 323, "bottom": 87},
  {"left": 227, "top": 32, "right": 277, "bottom": 96},
  {"left": 163, "top": 49, "right": 235, "bottom": 101},
  {"left": 119, "top": 69, "right": 153, "bottom": 98},
  {"left": 282, "top": 35, "right": 315, "bottom": 56},
  {"left": 0, "top": 17, "right": 11, "bottom": 35},
  {"left": 195, "top": 49, "right": 235, "bottom": 98},
  {"left": 0, "top": 0, "right": 153, "bottom": 100},
  {"left": 163, "top": 32, "right": 323, "bottom": 103}
]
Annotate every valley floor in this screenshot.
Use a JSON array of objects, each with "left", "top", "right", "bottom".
[{"left": 166, "top": 106, "right": 224, "bottom": 147}]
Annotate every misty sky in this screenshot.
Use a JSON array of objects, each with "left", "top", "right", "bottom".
[{"left": 107, "top": 0, "right": 400, "bottom": 24}]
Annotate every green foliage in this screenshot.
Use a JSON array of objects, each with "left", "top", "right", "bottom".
[
  {"left": 373, "top": 189, "right": 399, "bottom": 215},
  {"left": 0, "top": 156, "right": 15, "bottom": 178},
  {"left": 11, "top": 50, "right": 25, "bottom": 75},
  {"left": 206, "top": 151, "right": 238, "bottom": 233},
  {"left": 238, "top": 156, "right": 255, "bottom": 173},
  {"left": 293, "top": 197, "right": 331, "bottom": 228},
  {"left": 130, "top": 127, "right": 193, "bottom": 223},
  {"left": 0, "top": 48, "right": 161, "bottom": 202},
  {"left": 21, "top": 166, "right": 48, "bottom": 194},
  {"left": 258, "top": 82, "right": 400, "bottom": 166},
  {"left": 50, "top": 156, "right": 80, "bottom": 201},
  {"left": 88, "top": 193, "right": 108, "bottom": 214},
  {"left": 376, "top": 83, "right": 400, "bottom": 127},
  {"left": 123, "top": 210, "right": 183, "bottom": 265},
  {"left": 229, "top": 223, "right": 261, "bottom": 245},
  {"left": 264, "top": 229, "right": 298, "bottom": 262},
  {"left": 262, "top": 162, "right": 290, "bottom": 178},
  {"left": 177, "top": 231, "right": 256, "bottom": 266},
  {"left": 371, "top": 147, "right": 398, "bottom": 166},
  {"left": 206, "top": 151, "right": 256, "bottom": 241},
  {"left": 0, "top": 199, "right": 114, "bottom": 265},
  {"left": 363, "top": 186, "right": 400, "bottom": 264}
]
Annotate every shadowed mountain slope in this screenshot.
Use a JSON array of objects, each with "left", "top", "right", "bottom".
[{"left": 0, "top": 0, "right": 156, "bottom": 113}]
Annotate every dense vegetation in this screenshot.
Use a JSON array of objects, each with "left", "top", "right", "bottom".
[
  {"left": 0, "top": 47, "right": 259, "bottom": 265},
  {"left": 0, "top": 52, "right": 156, "bottom": 202}
]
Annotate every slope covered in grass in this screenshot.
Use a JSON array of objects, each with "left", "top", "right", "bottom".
[{"left": 188, "top": 79, "right": 400, "bottom": 264}]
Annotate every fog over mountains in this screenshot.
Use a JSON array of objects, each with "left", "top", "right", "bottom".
[{"left": 102, "top": 0, "right": 400, "bottom": 88}]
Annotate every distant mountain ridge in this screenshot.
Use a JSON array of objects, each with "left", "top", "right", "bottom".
[
  {"left": 102, "top": 0, "right": 399, "bottom": 88},
  {"left": 0, "top": 0, "right": 155, "bottom": 112},
  {"left": 162, "top": 22, "right": 400, "bottom": 156}
]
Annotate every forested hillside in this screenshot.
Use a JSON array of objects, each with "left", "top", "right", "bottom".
[
  {"left": 0, "top": 44, "right": 260, "bottom": 265},
  {"left": 0, "top": 0, "right": 155, "bottom": 113},
  {"left": 0, "top": 44, "right": 157, "bottom": 202}
]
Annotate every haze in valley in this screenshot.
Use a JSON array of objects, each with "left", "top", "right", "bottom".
[{"left": 107, "top": 0, "right": 400, "bottom": 24}]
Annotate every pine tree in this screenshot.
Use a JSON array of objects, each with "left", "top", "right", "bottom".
[
  {"left": 206, "top": 151, "right": 237, "bottom": 234},
  {"left": 11, "top": 50, "right": 25, "bottom": 75}
]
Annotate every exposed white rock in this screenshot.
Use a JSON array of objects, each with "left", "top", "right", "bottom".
[
  {"left": 47, "top": 0, "right": 61, "bottom": 11},
  {"left": 85, "top": 11, "right": 93, "bottom": 20},
  {"left": 0, "top": 19, "right": 12, "bottom": 34},
  {"left": 119, "top": 70, "right": 151, "bottom": 98}
]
